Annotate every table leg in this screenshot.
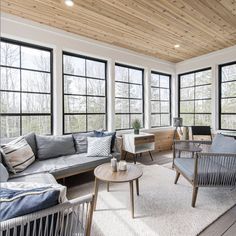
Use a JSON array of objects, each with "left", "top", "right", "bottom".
[
  {"left": 129, "top": 181, "right": 134, "bottom": 218},
  {"left": 133, "top": 154, "right": 137, "bottom": 164},
  {"left": 149, "top": 151, "right": 153, "bottom": 161},
  {"left": 94, "top": 177, "right": 99, "bottom": 210},
  {"left": 124, "top": 151, "right": 127, "bottom": 160},
  {"left": 136, "top": 179, "right": 139, "bottom": 196},
  {"left": 107, "top": 182, "right": 109, "bottom": 192}
]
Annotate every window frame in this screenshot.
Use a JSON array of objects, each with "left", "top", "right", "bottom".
[
  {"left": 0, "top": 37, "right": 53, "bottom": 136},
  {"left": 115, "top": 63, "right": 144, "bottom": 131},
  {"left": 178, "top": 67, "right": 212, "bottom": 126},
  {"left": 62, "top": 51, "right": 107, "bottom": 134},
  {"left": 219, "top": 61, "right": 236, "bottom": 131},
  {"left": 150, "top": 71, "right": 172, "bottom": 128}
]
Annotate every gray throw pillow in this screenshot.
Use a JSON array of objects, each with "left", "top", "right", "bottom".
[
  {"left": 210, "top": 134, "right": 236, "bottom": 153},
  {"left": 24, "top": 132, "right": 37, "bottom": 157},
  {"left": 73, "top": 132, "right": 95, "bottom": 153},
  {"left": 0, "top": 163, "right": 9, "bottom": 182},
  {"left": 36, "top": 135, "right": 76, "bottom": 160},
  {"left": 87, "top": 136, "right": 112, "bottom": 157}
]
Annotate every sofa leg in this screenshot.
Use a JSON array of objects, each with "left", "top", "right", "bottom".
[
  {"left": 62, "top": 178, "right": 66, "bottom": 185},
  {"left": 174, "top": 172, "right": 180, "bottom": 184},
  {"left": 192, "top": 187, "right": 198, "bottom": 207}
]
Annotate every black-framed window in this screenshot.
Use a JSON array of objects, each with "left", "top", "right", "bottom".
[
  {"left": 0, "top": 38, "right": 53, "bottom": 138},
  {"left": 219, "top": 61, "right": 236, "bottom": 130},
  {"left": 115, "top": 64, "right": 144, "bottom": 130},
  {"left": 151, "top": 71, "right": 171, "bottom": 127},
  {"left": 63, "top": 52, "right": 107, "bottom": 133},
  {"left": 179, "top": 68, "right": 212, "bottom": 126}
]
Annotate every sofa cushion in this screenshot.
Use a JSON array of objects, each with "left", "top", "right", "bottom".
[
  {"left": 10, "top": 153, "right": 112, "bottom": 179},
  {"left": 210, "top": 134, "right": 236, "bottom": 153},
  {"left": 36, "top": 135, "right": 76, "bottom": 160},
  {"left": 87, "top": 136, "right": 112, "bottom": 157},
  {"left": 94, "top": 130, "right": 116, "bottom": 152},
  {"left": 73, "top": 132, "right": 95, "bottom": 153},
  {"left": 24, "top": 132, "right": 37, "bottom": 157},
  {"left": 1, "top": 137, "right": 35, "bottom": 174},
  {"left": 0, "top": 163, "right": 9, "bottom": 182}
]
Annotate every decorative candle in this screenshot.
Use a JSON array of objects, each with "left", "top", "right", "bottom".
[
  {"left": 119, "top": 160, "right": 127, "bottom": 171},
  {"left": 111, "top": 157, "right": 117, "bottom": 172}
]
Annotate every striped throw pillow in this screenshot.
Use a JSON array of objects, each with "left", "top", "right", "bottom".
[{"left": 1, "top": 137, "right": 35, "bottom": 174}]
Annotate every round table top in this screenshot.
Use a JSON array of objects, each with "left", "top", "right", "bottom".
[
  {"left": 94, "top": 163, "right": 143, "bottom": 183},
  {"left": 175, "top": 142, "right": 202, "bottom": 152}
]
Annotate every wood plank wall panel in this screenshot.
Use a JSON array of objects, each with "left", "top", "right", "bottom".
[{"left": 1, "top": 0, "right": 236, "bottom": 62}]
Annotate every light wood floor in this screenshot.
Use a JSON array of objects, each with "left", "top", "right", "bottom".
[{"left": 64, "top": 151, "right": 236, "bottom": 236}]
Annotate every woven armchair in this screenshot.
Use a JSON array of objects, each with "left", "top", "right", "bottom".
[
  {"left": 0, "top": 194, "right": 94, "bottom": 236},
  {"left": 173, "top": 140, "right": 236, "bottom": 207}
]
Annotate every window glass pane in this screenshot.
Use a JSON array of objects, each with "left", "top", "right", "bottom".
[
  {"left": 180, "top": 74, "right": 194, "bottom": 87},
  {"left": 87, "top": 79, "right": 105, "bottom": 96},
  {"left": 21, "top": 46, "right": 50, "bottom": 72},
  {"left": 195, "top": 85, "right": 211, "bottom": 99},
  {"left": 181, "top": 114, "right": 194, "bottom": 126},
  {"left": 115, "top": 99, "right": 129, "bottom": 113},
  {"left": 195, "top": 114, "right": 211, "bottom": 126},
  {"left": 22, "top": 116, "right": 51, "bottom": 135},
  {"left": 0, "top": 92, "right": 20, "bottom": 113},
  {"left": 0, "top": 68, "right": 20, "bottom": 91},
  {"left": 180, "top": 101, "right": 194, "bottom": 113},
  {"left": 221, "top": 98, "right": 236, "bottom": 113},
  {"left": 180, "top": 87, "right": 194, "bottom": 100},
  {"left": 22, "top": 70, "right": 50, "bottom": 93},
  {"left": 130, "top": 99, "right": 142, "bottom": 113},
  {"left": 131, "top": 114, "right": 143, "bottom": 128},
  {"left": 87, "top": 97, "right": 106, "bottom": 113},
  {"left": 160, "top": 101, "right": 170, "bottom": 113},
  {"left": 116, "top": 114, "right": 129, "bottom": 129},
  {"left": 161, "top": 114, "right": 170, "bottom": 126},
  {"left": 86, "top": 60, "right": 105, "bottom": 79},
  {"left": 151, "top": 101, "right": 160, "bottom": 113},
  {"left": 115, "top": 66, "right": 128, "bottom": 82},
  {"left": 64, "top": 95, "right": 86, "bottom": 113},
  {"left": 151, "top": 87, "right": 160, "bottom": 100},
  {"left": 0, "top": 42, "right": 20, "bottom": 67},
  {"left": 195, "top": 70, "right": 211, "bottom": 85},
  {"left": 64, "top": 76, "right": 86, "bottom": 95},
  {"left": 130, "top": 84, "right": 142, "bottom": 99},
  {"left": 195, "top": 100, "right": 211, "bottom": 113},
  {"left": 22, "top": 93, "right": 50, "bottom": 113},
  {"left": 160, "top": 89, "right": 169, "bottom": 100},
  {"left": 222, "top": 64, "right": 236, "bottom": 82},
  {"left": 115, "top": 82, "right": 129, "bottom": 97},
  {"left": 221, "top": 81, "right": 236, "bottom": 98},
  {"left": 151, "top": 74, "right": 159, "bottom": 87},
  {"left": 63, "top": 55, "right": 85, "bottom": 76},
  {"left": 160, "top": 75, "right": 169, "bottom": 88},
  {"left": 129, "top": 69, "right": 142, "bottom": 84},
  {"left": 221, "top": 115, "right": 236, "bottom": 130},
  {"left": 88, "top": 115, "right": 106, "bottom": 131},
  {"left": 0, "top": 116, "right": 20, "bottom": 138},
  {"left": 151, "top": 114, "right": 160, "bottom": 127},
  {"left": 65, "top": 115, "right": 86, "bottom": 133}
]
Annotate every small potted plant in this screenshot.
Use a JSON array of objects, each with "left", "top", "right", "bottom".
[{"left": 132, "top": 119, "right": 141, "bottom": 135}]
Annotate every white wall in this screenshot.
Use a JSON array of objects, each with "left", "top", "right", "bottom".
[
  {"left": 176, "top": 45, "right": 236, "bottom": 131},
  {"left": 1, "top": 13, "right": 176, "bottom": 135}
]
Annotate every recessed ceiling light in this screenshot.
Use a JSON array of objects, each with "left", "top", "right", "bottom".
[
  {"left": 65, "top": 0, "right": 74, "bottom": 7},
  {"left": 174, "top": 44, "right": 180, "bottom": 48}
]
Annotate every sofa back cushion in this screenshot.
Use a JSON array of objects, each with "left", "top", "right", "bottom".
[
  {"left": 1, "top": 137, "right": 35, "bottom": 174},
  {"left": 210, "top": 134, "right": 236, "bottom": 153},
  {"left": 73, "top": 132, "right": 95, "bottom": 153},
  {"left": 36, "top": 135, "right": 76, "bottom": 160}
]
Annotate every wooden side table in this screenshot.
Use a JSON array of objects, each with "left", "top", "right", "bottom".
[
  {"left": 122, "top": 133, "right": 155, "bottom": 164},
  {"left": 94, "top": 163, "right": 143, "bottom": 218}
]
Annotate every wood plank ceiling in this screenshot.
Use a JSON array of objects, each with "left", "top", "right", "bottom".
[{"left": 1, "top": 0, "right": 236, "bottom": 62}]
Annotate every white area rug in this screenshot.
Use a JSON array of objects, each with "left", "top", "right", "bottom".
[{"left": 68, "top": 164, "right": 236, "bottom": 236}]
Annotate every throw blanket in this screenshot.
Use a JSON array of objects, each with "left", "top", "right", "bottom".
[{"left": 0, "top": 182, "right": 67, "bottom": 221}]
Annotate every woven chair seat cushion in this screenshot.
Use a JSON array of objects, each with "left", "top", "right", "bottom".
[{"left": 174, "top": 158, "right": 236, "bottom": 186}]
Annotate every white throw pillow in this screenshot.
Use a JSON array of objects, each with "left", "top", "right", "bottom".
[
  {"left": 87, "top": 136, "right": 112, "bottom": 157},
  {"left": 1, "top": 136, "right": 35, "bottom": 174}
]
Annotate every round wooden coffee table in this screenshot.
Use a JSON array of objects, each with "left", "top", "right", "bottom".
[{"left": 94, "top": 163, "right": 143, "bottom": 218}]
